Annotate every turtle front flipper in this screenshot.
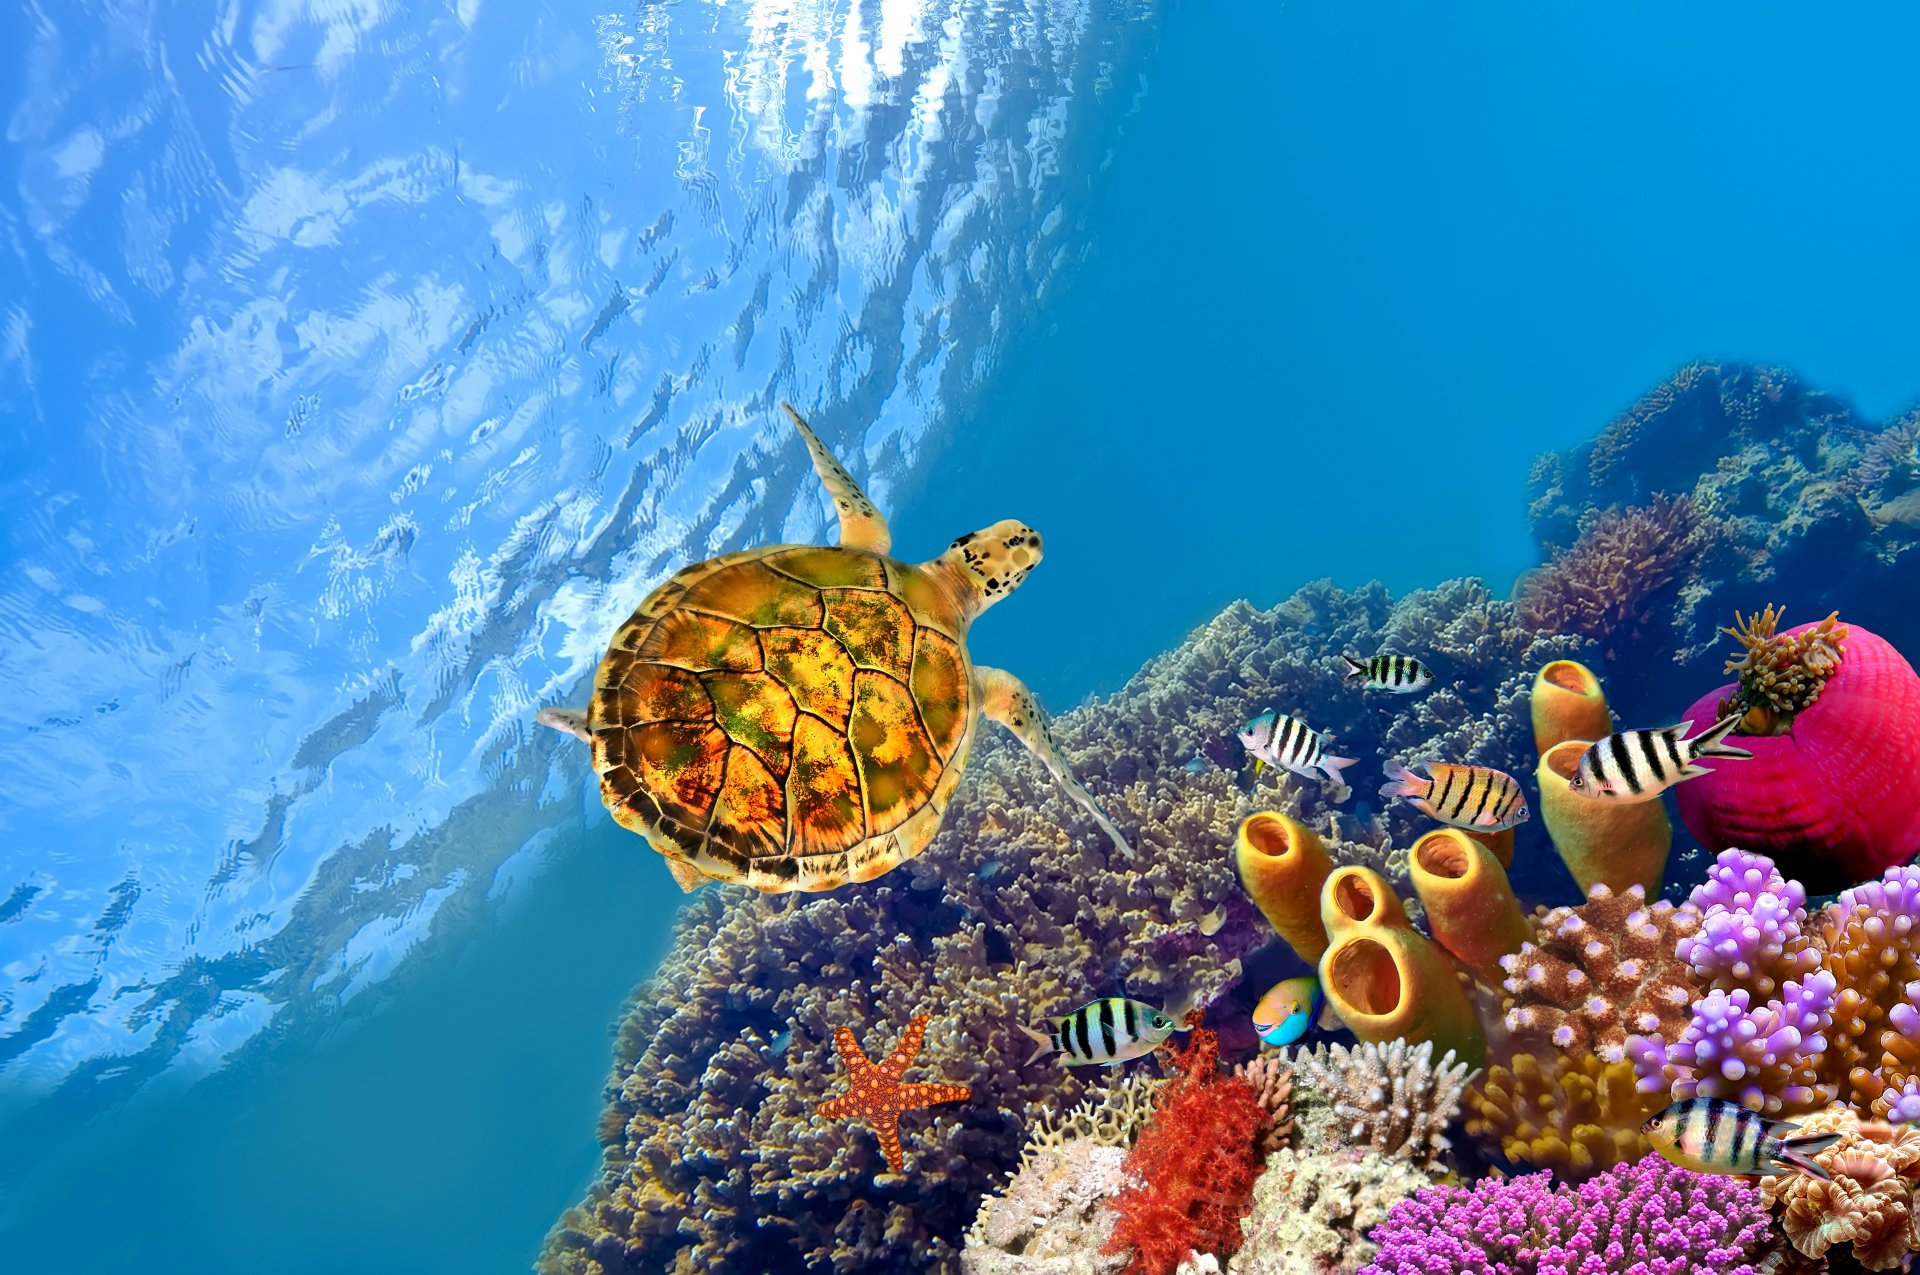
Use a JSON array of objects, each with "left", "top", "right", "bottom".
[
  {"left": 536, "top": 706, "right": 591, "bottom": 742},
  {"left": 782, "top": 402, "right": 891, "bottom": 554},
  {"left": 975, "top": 666, "right": 1135, "bottom": 859}
]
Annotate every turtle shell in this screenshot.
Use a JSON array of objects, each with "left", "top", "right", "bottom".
[{"left": 589, "top": 544, "right": 975, "bottom": 892}]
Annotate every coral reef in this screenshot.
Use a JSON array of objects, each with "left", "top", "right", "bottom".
[
  {"left": 1289, "top": 1039, "right": 1474, "bottom": 1175},
  {"left": 1020, "top": 1073, "right": 1165, "bottom": 1165},
  {"left": 1227, "top": 1149, "right": 1432, "bottom": 1275},
  {"left": 1627, "top": 973, "right": 1838, "bottom": 1116},
  {"left": 1103, "top": 1026, "right": 1268, "bottom": 1275},
  {"left": 539, "top": 577, "right": 1591, "bottom": 1273},
  {"left": 1816, "top": 867, "right": 1920, "bottom": 1112},
  {"left": 963, "top": 1138, "right": 1130, "bottom": 1275},
  {"left": 1759, "top": 1105, "right": 1920, "bottom": 1271},
  {"left": 1498, "top": 883, "right": 1700, "bottom": 1066},
  {"left": 1359, "top": 1155, "right": 1777, "bottom": 1274},
  {"left": 1514, "top": 492, "right": 1721, "bottom": 660},
  {"left": 1678, "top": 848, "right": 1822, "bottom": 1000}
]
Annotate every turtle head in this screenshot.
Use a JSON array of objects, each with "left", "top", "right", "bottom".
[{"left": 928, "top": 519, "right": 1042, "bottom": 618}]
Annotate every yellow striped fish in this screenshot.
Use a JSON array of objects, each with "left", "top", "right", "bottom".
[
  {"left": 1018, "top": 997, "right": 1177, "bottom": 1067},
  {"left": 1642, "top": 1097, "right": 1839, "bottom": 1179},
  {"left": 1379, "top": 760, "right": 1529, "bottom": 831},
  {"left": 1567, "top": 714, "right": 1753, "bottom": 802},
  {"left": 1340, "top": 653, "right": 1433, "bottom": 694}
]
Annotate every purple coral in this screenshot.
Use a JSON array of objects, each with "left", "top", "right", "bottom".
[
  {"left": 1360, "top": 1155, "right": 1773, "bottom": 1275},
  {"left": 1679, "top": 848, "right": 1819, "bottom": 995},
  {"left": 1626, "top": 972, "right": 1836, "bottom": 1113}
]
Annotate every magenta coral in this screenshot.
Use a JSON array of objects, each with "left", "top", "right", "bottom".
[
  {"left": 1679, "top": 847, "right": 1821, "bottom": 997},
  {"left": 1360, "top": 1156, "right": 1773, "bottom": 1275}
]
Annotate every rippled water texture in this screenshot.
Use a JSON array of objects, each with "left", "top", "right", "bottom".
[{"left": 0, "top": 0, "right": 1152, "bottom": 1124}]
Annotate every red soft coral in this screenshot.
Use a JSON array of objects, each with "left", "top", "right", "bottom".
[{"left": 1103, "top": 1024, "right": 1268, "bottom": 1275}]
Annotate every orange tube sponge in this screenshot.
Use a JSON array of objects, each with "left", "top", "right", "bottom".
[
  {"left": 1317, "top": 918, "right": 1485, "bottom": 1071},
  {"left": 1320, "top": 865, "right": 1409, "bottom": 940},
  {"left": 1408, "top": 829, "right": 1532, "bottom": 982},
  {"left": 1531, "top": 660, "right": 1612, "bottom": 755},
  {"left": 1235, "top": 811, "right": 1335, "bottom": 963},
  {"left": 1537, "top": 739, "right": 1671, "bottom": 896}
]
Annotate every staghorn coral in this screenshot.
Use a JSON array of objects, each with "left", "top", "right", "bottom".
[
  {"left": 1103, "top": 1025, "right": 1268, "bottom": 1275},
  {"left": 1359, "top": 1155, "right": 1777, "bottom": 1274},
  {"left": 962, "top": 1138, "right": 1129, "bottom": 1275},
  {"left": 1719, "top": 605, "right": 1851, "bottom": 731},
  {"left": 1465, "top": 1049, "right": 1664, "bottom": 1182},
  {"left": 1232, "top": 1056, "right": 1294, "bottom": 1155},
  {"left": 1499, "top": 882, "right": 1700, "bottom": 1065},
  {"left": 1681, "top": 847, "right": 1824, "bottom": 999},
  {"left": 1760, "top": 1106, "right": 1920, "bottom": 1271},
  {"left": 1290, "top": 1039, "right": 1474, "bottom": 1174},
  {"left": 543, "top": 577, "right": 1583, "bottom": 1274},
  {"left": 1227, "top": 1149, "right": 1433, "bottom": 1275},
  {"left": 1514, "top": 493, "right": 1719, "bottom": 659}
]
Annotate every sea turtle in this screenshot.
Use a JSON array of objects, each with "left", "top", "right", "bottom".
[{"left": 537, "top": 403, "right": 1133, "bottom": 894}]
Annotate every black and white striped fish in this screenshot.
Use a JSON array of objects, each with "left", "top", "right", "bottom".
[
  {"left": 1380, "top": 760, "right": 1530, "bottom": 831},
  {"left": 1237, "top": 710, "right": 1357, "bottom": 785},
  {"left": 1566, "top": 714, "right": 1752, "bottom": 803},
  {"left": 1340, "top": 654, "right": 1433, "bottom": 694},
  {"left": 1019, "top": 997, "right": 1177, "bottom": 1067},
  {"left": 1642, "top": 1098, "right": 1840, "bottom": 1179}
]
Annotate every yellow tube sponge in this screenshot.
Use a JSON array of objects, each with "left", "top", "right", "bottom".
[
  {"left": 1537, "top": 739, "right": 1671, "bottom": 896},
  {"left": 1317, "top": 917, "right": 1485, "bottom": 1070},
  {"left": 1235, "top": 811, "right": 1335, "bottom": 963},
  {"left": 1407, "top": 829, "right": 1532, "bottom": 982},
  {"left": 1320, "top": 865, "right": 1409, "bottom": 940},
  {"left": 1531, "top": 660, "right": 1612, "bottom": 755}
]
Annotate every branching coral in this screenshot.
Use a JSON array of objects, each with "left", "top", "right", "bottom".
[
  {"left": 1680, "top": 848, "right": 1823, "bottom": 998},
  {"left": 1719, "top": 604, "right": 1851, "bottom": 732},
  {"left": 1817, "top": 866, "right": 1920, "bottom": 1113},
  {"left": 1513, "top": 493, "right": 1717, "bottom": 658},
  {"left": 1289, "top": 1039, "right": 1474, "bottom": 1174},
  {"left": 1229, "top": 1149, "right": 1433, "bottom": 1275},
  {"left": 1627, "top": 974, "right": 1838, "bottom": 1116},
  {"left": 1103, "top": 1026, "right": 1268, "bottom": 1275},
  {"left": 1021, "top": 1073, "right": 1166, "bottom": 1167},
  {"left": 1233, "top": 1056, "right": 1294, "bottom": 1155},
  {"left": 1359, "top": 1156, "right": 1776, "bottom": 1274},
  {"left": 1499, "top": 883, "right": 1700, "bottom": 1065},
  {"left": 1759, "top": 1106, "right": 1920, "bottom": 1271},
  {"left": 1465, "top": 1050, "right": 1665, "bottom": 1182}
]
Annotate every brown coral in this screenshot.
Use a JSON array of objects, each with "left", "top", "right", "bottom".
[
  {"left": 1513, "top": 493, "right": 1718, "bottom": 657},
  {"left": 1463, "top": 1050, "right": 1663, "bottom": 1181},
  {"left": 1815, "top": 892, "right": 1920, "bottom": 1114},
  {"left": 1719, "top": 604, "right": 1851, "bottom": 732},
  {"left": 1498, "top": 883, "right": 1701, "bottom": 1065},
  {"left": 1290, "top": 1039, "right": 1475, "bottom": 1174},
  {"left": 1234, "top": 1055, "right": 1296, "bottom": 1155},
  {"left": 1762, "top": 1107, "right": 1920, "bottom": 1271}
]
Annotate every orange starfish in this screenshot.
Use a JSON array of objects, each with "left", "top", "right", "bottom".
[{"left": 815, "top": 1014, "right": 971, "bottom": 1174}]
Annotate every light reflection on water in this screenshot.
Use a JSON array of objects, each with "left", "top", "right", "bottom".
[{"left": 0, "top": 0, "right": 1155, "bottom": 1137}]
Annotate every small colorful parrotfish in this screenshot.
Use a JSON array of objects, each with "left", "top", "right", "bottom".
[
  {"left": 1641, "top": 1098, "right": 1840, "bottom": 1180},
  {"left": 1380, "top": 760, "right": 1530, "bottom": 831},
  {"left": 1251, "top": 975, "right": 1340, "bottom": 1048},
  {"left": 1566, "top": 714, "right": 1753, "bottom": 802},
  {"left": 1019, "top": 997, "right": 1178, "bottom": 1067},
  {"left": 1340, "top": 654, "right": 1434, "bottom": 694},
  {"left": 1238, "top": 711, "right": 1357, "bottom": 786}
]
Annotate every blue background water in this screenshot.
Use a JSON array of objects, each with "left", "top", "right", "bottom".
[{"left": 2, "top": 2, "right": 1917, "bottom": 1270}]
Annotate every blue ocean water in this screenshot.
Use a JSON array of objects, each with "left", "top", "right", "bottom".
[{"left": 1, "top": 2, "right": 1916, "bottom": 1271}]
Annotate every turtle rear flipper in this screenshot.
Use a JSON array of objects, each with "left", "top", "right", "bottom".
[
  {"left": 977, "top": 665, "right": 1135, "bottom": 859},
  {"left": 536, "top": 706, "right": 591, "bottom": 742},
  {"left": 782, "top": 402, "right": 891, "bottom": 554}
]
